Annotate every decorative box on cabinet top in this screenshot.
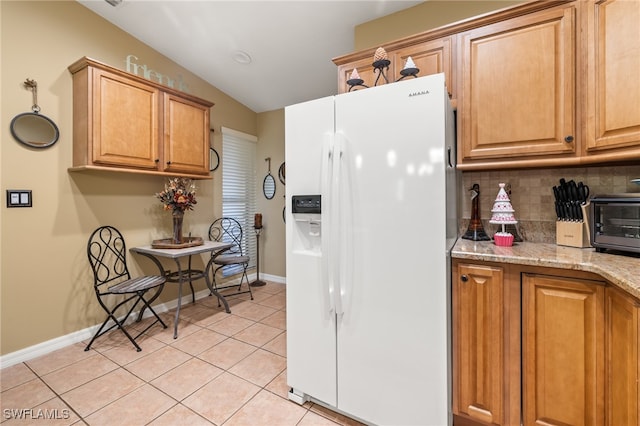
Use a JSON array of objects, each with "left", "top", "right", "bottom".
[{"left": 68, "top": 57, "right": 214, "bottom": 179}]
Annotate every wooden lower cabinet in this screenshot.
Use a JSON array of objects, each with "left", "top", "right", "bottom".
[
  {"left": 605, "top": 286, "right": 639, "bottom": 426},
  {"left": 453, "top": 263, "right": 504, "bottom": 424},
  {"left": 522, "top": 273, "right": 605, "bottom": 426},
  {"left": 452, "top": 261, "right": 521, "bottom": 425},
  {"left": 453, "top": 261, "right": 639, "bottom": 426}
]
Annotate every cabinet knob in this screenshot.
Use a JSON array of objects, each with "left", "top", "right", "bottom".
[
  {"left": 166, "top": 161, "right": 172, "bottom": 165},
  {"left": 155, "top": 159, "right": 159, "bottom": 163},
  {"left": 564, "top": 135, "right": 574, "bottom": 143},
  {"left": 461, "top": 275, "right": 469, "bottom": 283}
]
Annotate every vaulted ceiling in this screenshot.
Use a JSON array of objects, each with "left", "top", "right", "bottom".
[{"left": 78, "top": 0, "right": 423, "bottom": 113}]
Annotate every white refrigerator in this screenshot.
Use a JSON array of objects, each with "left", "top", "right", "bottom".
[{"left": 285, "top": 73, "right": 457, "bottom": 426}]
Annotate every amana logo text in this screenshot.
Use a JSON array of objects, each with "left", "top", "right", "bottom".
[{"left": 408, "top": 90, "right": 430, "bottom": 97}]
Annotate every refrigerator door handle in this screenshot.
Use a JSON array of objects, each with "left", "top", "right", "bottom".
[
  {"left": 334, "top": 132, "right": 353, "bottom": 317},
  {"left": 321, "top": 133, "right": 336, "bottom": 315},
  {"left": 331, "top": 134, "right": 344, "bottom": 317}
]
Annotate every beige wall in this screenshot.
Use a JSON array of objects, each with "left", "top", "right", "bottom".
[
  {"left": 0, "top": 1, "right": 257, "bottom": 355},
  {"left": 0, "top": 0, "right": 569, "bottom": 357},
  {"left": 354, "top": 0, "right": 525, "bottom": 50},
  {"left": 256, "top": 110, "right": 286, "bottom": 278}
]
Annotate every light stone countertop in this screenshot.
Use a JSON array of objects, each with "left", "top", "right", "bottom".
[{"left": 452, "top": 239, "right": 640, "bottom": 300}]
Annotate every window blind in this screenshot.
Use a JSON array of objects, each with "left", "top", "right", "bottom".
[{"left": 221, "top": 127, "right": 257, "bottom": 276}]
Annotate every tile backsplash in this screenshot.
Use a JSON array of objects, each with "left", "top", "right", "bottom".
[{"left": 459, "top": 165, "right": 640, "bottom": 243}]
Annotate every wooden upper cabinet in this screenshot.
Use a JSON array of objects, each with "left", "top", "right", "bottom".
[
  {"left": 335, "top": 0, "right": 639, "bottom": 169},
  {"left": 334, "top": 35, "right": 454, "bottom": 98},
  {"left": 163, "top": 93, "right": 210, "bottom": 175},
  {"left": 89, "top": 68, "right": 160, "bottom": 170},
  {"left": 522, "top": 273, "right": 605, "bottom": 426},
  {"left": 458, "top": 3, "right": 577, "bottom": 166},
  {"left": 584, "top": 0, "right": 640, "bottom": 160},
  {"left": 452, "top": 262, "right": 504, "bottom": 425},
  {"left": 69, "top": 57, "right": 213, "bottom": 179},
  {"left": 392, "top": 37, "right": 455, "bottom": 101}
]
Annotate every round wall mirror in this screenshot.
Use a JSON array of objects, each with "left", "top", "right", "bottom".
[
  {"left": 209, "top": 147, "right": 220, "bottom": 171},
  {"left": 278, "top": 162, "right": 286, "bottom": 185},
  {"left": 10, "top": 112, "right": 60, "bottom": 148},
  {"left": 263, "top": 173, "right": 276, "bottom": 199}
]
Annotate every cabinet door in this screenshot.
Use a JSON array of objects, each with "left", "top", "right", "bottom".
[
  {"left": 453, "top": 263, "right": 504, "bottom": 424},
  {"left": 92, "top": 68, "right": 160, "bottom": 169},
  {"left": 585, "top": 0, "right": 640, "bottom": 158},
  {"left": 605, "top": 286, "right": 639, "bottom": 426},
  {"left": 522, "top": 274, "right": 605, "bottom": 426},
  {"left": 163, "top": 93, "right": 210, "bottom": 175},
  {"left": 393, "top": 36, "right": 455, "bottom": 100},
  {"left": 337, "top": 55, "right": 394, "bottom": 94},
  {"left": 459, "top": 3, "right": 576, "bottom": 162}
]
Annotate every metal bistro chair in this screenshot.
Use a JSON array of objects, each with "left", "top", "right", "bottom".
[
  {"left": 85, "top": 226, "right": 167, "bottom": 352},
  {"left": 207, "top": 217, "right": 253, "bottom": 304}
]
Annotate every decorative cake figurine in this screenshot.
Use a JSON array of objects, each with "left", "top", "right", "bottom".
[{"left": 489, "top": 183, "right": 518, "bottom": 246}]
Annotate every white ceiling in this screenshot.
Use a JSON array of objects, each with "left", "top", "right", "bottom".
[{"left": 78, "top": 0, "right": 423, "bottom": 113}]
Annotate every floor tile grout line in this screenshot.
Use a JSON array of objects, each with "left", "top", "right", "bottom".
[
  {"left": 21, "top": 361, "right": 90, "bottom": 425},
  {"left": 2, "top": 283, "right": 296, "bottom": 426},
  {"left": 140, "top": 331, "right": 290, "bottom": 424},
  {"left": 163, "top": 303, "right": 291, "bottom": 423},
  {"left": 103, "top": 307, "right": 286, "bottom": 411},
  {"left": 215, "top": 367, "right": 312, "bottom": 426}
]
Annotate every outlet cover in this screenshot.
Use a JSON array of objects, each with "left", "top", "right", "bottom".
[{"left": 6, "top": 190, "right": 32, "bottom": 207}]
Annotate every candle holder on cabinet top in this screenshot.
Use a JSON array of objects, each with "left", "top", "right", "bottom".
[
  {"left": 346, "top": 68, "right": 368, "bottom": 92},
  {"left": 372, "top": 47, "right": 390, "bottom": 87},
  {"left": 396, "top": 56, "right": 419, "bottom": 81}
]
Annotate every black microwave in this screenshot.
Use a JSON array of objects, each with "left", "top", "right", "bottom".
[{"left": 590, "top": 194, "right": 640, "bottom": 254}]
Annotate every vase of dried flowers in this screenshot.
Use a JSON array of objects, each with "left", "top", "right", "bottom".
[
  {"left": 172, "top": 210, "right": 184, "bottom": 244},
  {"left": 156, "top": 177, "right": 197, "bottom": 244}
]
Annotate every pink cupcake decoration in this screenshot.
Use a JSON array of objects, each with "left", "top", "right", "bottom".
[{"left": 489, "top": 183, "right": 518, "bottom": 246}]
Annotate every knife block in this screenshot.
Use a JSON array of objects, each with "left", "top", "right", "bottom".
[{"left": 556, "top": 221, "right": 590, "bottom": 248}]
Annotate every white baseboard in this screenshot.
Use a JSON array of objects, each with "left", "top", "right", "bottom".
[
  {"left": 256, "top": 273, "right": 286, "bottom": 284},
  {"left": 0, "top": 274, "right": 285, "bottom": 369}
]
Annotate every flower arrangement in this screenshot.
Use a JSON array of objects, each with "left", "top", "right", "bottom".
[{"left": 156, "top": 177, "right": 197, "bottom": 214}]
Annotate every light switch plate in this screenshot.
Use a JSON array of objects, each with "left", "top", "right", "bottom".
[{"left": 6, "top": 190, "right": 32, "bottom": 207}]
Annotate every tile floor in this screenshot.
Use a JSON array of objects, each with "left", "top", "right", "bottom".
[{"left": 0, "top": 282, "right": 363, "bottom": 426}]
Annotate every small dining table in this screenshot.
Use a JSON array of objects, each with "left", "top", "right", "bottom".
[{"left": 130, "top": 240, "right": 233, "bottom": 338}]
